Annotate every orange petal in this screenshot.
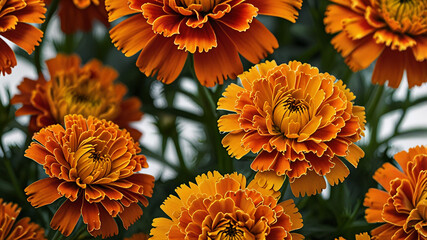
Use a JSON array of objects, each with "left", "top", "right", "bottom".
[
  {"left": 325, "top": 156, "right": 349, "bottom": 186},
  {"left": 105, "top": 0, "right": 137, "bottom": 21},
  {"left": 364, "top": 188, "right": 389, "bottom": 223},
  {"left": 25, "top": 178, "right": 62, "bottom": 207},
  {"left": 0, "top": 38, "right": 17, "bottom": 75},
  {"left": 110, "top": 14, "right": 156, "bottom": 57},
  {"left": 405, "top": 50, "right": 427, "bottom": 88},
  {"left": 57, "top": 181, "right": 80, "bottom": 201},
  {"left": 372, "top": 48, "right": 405, "bottom": 88},
  {"left": 81, "top": 200, "right": 101, "bottom": 232},
  {"left": 324, "top": 4, "right": 361, "bottom": 33},
  {"left": 280, "top": 199, "right": 303, "bottom": 231},
  {"left": 218, "top": 114, "right": 240, "bottom": 132},
  {"left": 193, "top": 23, "right": 243, "bottom": 87},
  {"left": 345, "top": 36, "right": 384, "bottom": 71},
  {"left": 251, "top": 150, "right": 278, "bottom": 172},
  {"left": 342, "top": 16, "right": 375, "bottom": 40},
  {"left": 221, "top": 131, "right": 249, "bottom": 159},
  {"left": 136, "top": 34, "right": 188, "bottom": 84},
  {"left": 290, "top": 170, "right": 326, "bottom": 197},
  {"left": 150, "top": 218, "right": 175, "bottom": 240},
  {"left": 119, "top": 202, "right": 143, "bottom": 229},
  {"left": 412, "top": 36, "right": 427, "bottom": 61},
  {"left": 45, "top": 54, "right": 81, "bottom": 79},
  {"left": 0, "top": 15, "right": 18, "bottom": 32},
  {"left": 153, "top": 15, "right": 183, "bottom": 37},
  {"left": 247, "top": 0, "right": 302, "bottom": 23},
  {"left": 13, "top": 1, "right": 46, "bottom": 24},
  {"left": 50, "top": 197, "right": 82, "bottom": 236},
  {"left": 174, "top": 21, "right": 217, "bottom": 53},
  {"left": 345, "top": 143, "right": 364, "bottom": 167},
  {"left": 89, "top": 205, "right": 119, "bottom": 238},
  {"left": 218, "top": 3, "right": 258, "bottom": 31},
  {"left": 220, "top": 18, "right": 278, "bottom": 64},
  {"left": 373, "top": 162, "right": 407, "bottom": 192}
]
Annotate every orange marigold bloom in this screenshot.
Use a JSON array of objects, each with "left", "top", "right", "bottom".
[
  {"left": 217, "top": 60, "right": 366, "bottom": 197},
  {"left": 124, "top": 233, "right": 149, "bottom": 240},
  {"left": 364, "top": 145, "right": 427, "bottom": 240},
  {"left": 150, "top": 171, "right": 304, "bottom": 240},
  {"left": 24, "top": 114, "right": 155, "bottom": 238},
  {"left": 11, "top": 54, "right": 143, "bottom": 141},
  {"left": 105, "top": 0, "right": 302, "bottom": 87},
  {"left": 324, "top": 0, "right": 427, "bottom": 88},
  {"left": 0, "top": 198, "right": 46, "bottom": 240},
  {"left": 45, "top": 0, "right": 109, "bottom": 34},
  {"left": 0, "top": 0, "right": 45, "bottom": 75},
  {"left": 335, "top": 233, "right": 371, "bottom": 240}
]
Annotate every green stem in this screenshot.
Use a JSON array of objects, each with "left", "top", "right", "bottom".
[
  {"left": 365, "top": 85, "right": 384, "bottom": 123},
  {"left": 34, "top": 0, "right": 60, "bottom": 74},
  {"left": 51, "top": 230, "right": 63, "bottom": 240},
  {"left": 69, "top": 223, "right": 88, "bottom": 240},
  {"left": 171, "top": 133, "right": 189, "bottom": 174}
]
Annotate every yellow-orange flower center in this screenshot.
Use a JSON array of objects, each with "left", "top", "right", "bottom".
[
  {"left": 273, "top": 90, "right": 310, "bottom": 135},
  {"left": 208, "top": 220, "right": 250, "bottom": 240},
  {"left": 47, "top": 72, "right": 119, "bottom": 124},
  {"left": 383, "top": 0, "right": 425, "bottom": 22},
  {"left": 178, "top": 0, "right": 220, "bottom": 11}
]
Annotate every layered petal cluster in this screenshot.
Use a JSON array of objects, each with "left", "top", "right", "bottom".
[
  {"left": 0, "top": 0, "right": 45, "bottom": 75},
  {"left": 324, "top": 0, "right": 427, "bottom": 88},
  {"left": 150, "top": 171, "right": 304, "bottom": 240},
  {"left": 45, "top": 0, "right": 109, "bottom": 34},
  {"left": 364, "top": 145, "right": 427, "bottom": 240},
  {"left": 106, "top": 0, "right": 302, "bottom": 87},
  {"left": 218, "top": 60, "right": 366, "bottom": 197},
  {"left": 125, "top": 233, "right": 149, "bottom": 240},
  {"left": 0, "top": 198, "right": 46, "bottom": 240},
  {"left": 336, "top": 233, "right": 371, "bottom": 240},
  {"left": 24, "top": 115, "right": 155, "bottom": 238},
  {"left": 11, "top": 54, "right": 143, "bottom": 141}
]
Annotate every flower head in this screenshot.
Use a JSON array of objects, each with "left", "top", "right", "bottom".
[
  {"left": 0, "top": 198, "right": 46, "bottom": 240},
  {"left": 105, "top": 0, "right": 302, "bottom": 87},
  {"left": 11, "top": 54, "right": 143, "bottom": 141},
  {"left": 324, "top": 0, "right": 427, "bottom": 88},
  {"left": 217, "top": 60, "right": 366, "bottom": 197},
  {"left": 45, "top": 0, "right": 109, "bottom": 34},
  {"left": 125, "top": 233, "right": 149, "bottom": 240},
  {"left": 335, "top": 232, "right": 371, "bottom": 240},
  {"left": 364, "top": 145, "right": 427, "bottom": 240},
  {"left": 24, "top": 114, "right": 155, "bottom": 238},
  {"left": 150, "top": 171, "right": 303, "bottom": 240},
  {"left": 0, "top": 0, "right": 45, "bottom": 75}
]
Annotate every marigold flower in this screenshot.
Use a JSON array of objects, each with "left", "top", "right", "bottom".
[
  {"left": 45, "top": 0, "right": 109, "bottom": 34},
  {"left": 0, "top": 0, "right": 45, "bottom": 75},
  {"left": 324, "top": 0, "right": 427, "bottom": 88},
  {"left": 217, "top": 60, "right": 366, "bottom": 197},
  {"left": 150, "top": 171, "right": 304, "bottom": 240},
  {"left": 125, "top": 233, "right": 149, "bottom": 240},
  {"left": 0, "top": 198, "right": 46, "bottom": 240},
  {"left": 24, "top": 114, "right": 155, "bottom": 238},
  {"left": 335, "top": 232, "right": 371, "bottom": 240},
  {"left": 364, "top": 145, "right": 427, "bottom": 240},
  {"left": 105, "top": 0, "right": 302, "bottom": 87},
  {"left": 11, "top": 54, "right": 143, "bottom": 141}
]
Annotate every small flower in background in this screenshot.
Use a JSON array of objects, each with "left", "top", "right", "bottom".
[
  {"left": 11, "top": 54, "right": 143, "bottom": 141},
  {"left": 0, "top": 198, "right": 46, "bottom": 240},
  {"left": 218, "top": 60, "right": 366, "bottom": 197},
  {"left": 24, "top": 114, "right": 155, "bottom": 238},
  {"left": 0, "top": 0, "right": 45, "bottom": 75},
  {"left": 335, "top": 232, "right": 371, "bottom": 240},
  {"left": 105, "top": 0, "right": 302, "bottom": 87},
  {"left": 364, "top": 145, "right": 427, "bottom": 240},
  {"left": 45, "top": 0, "right": 109, "bottom": 34},
  {"left": 324, "top": 0, "right": 427, "bottom": 88},
  {"left": 124, "top": 233, "right": 149, "bottom": 240},
  {"left": 150, "top": 171, "right": 303, "bottom": 240}
]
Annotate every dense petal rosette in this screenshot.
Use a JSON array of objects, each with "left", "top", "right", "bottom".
[
  {"left": 324, "top": 0, "right": 427, "bottom": 88},
  {"left": 0, "top": 0, "right": 45, "bottom": 75},
  {"left": 150, "top": 171, "right": 303, "bottom": 240},
  {"left": 364, "top": 145, "right": 427, "bottom": 240},
  {"left": 24, "top": 115, "right": 155, "bottom": 238},
  {"left": 217, "top": 60, "right": 366, "bottom": 197},
  {"left": 105, "top": 0, "right": 302, "bottom": 87},
  {"left": 45, "top": 0, "right": 109, "bottom": 34},
  {"left": 0, "top": 198, "right": 46, "bottom": 240},
  {"left": 11, "top": 54, "right": 143, "bottom": 141}
]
